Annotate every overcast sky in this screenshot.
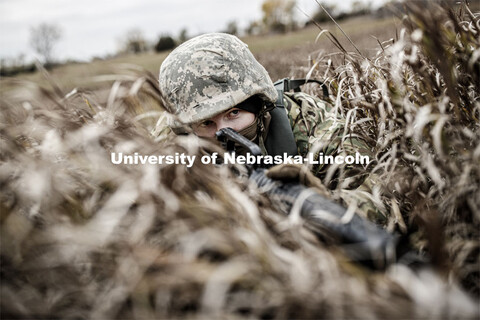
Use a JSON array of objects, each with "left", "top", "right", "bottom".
[{"left": 0, "top": 0, "right": 387, "bottom": 63}]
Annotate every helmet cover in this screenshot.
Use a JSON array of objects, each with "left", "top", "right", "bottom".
[{"left": 159, "top": 33, "right": 278, "bottom": 127}]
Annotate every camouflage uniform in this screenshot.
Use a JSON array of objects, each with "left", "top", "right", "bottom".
[
  {"left": 158, "top": 32, "right": 386, "bottom": 225},
  {"left": 283, "top": 92, "right": 386, "bottom": 224}
]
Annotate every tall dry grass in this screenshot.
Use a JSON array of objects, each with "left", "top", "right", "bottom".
[
  {"left": 303, "top": 0, "right": 480, "bottom": 297},
  {"left": 1, "top": 2, "right": 479, "bottom": 319}
]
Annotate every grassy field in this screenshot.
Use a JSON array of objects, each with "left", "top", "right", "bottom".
[
  {"left": 0, "top": 15, "right": 399, "bottom": 102},
  {"left": 1, "top": 3, "right": 479, "bottom": 319}
]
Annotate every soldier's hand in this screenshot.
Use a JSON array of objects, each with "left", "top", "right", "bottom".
[{"left": 265, "top": 164, "right": 330, "bottom": 197}]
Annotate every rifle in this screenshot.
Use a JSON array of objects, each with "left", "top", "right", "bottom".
[{"left": 216, "top": 127, "right": 400, "bottom": 270}]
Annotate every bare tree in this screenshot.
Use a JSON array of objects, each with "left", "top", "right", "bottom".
[
  {"left": 261, "top": 0, "right": 296, "bottom": 33},
  {"left": 178, "top": 28, "right": 189, "bottom": 43},
  {"left": 29, "top": 23, "right": 62, "bottom": 65},
  {"left": 123, "top": 28, "right": 148, "bottom": 54},
  {"left": 224, "top": 21, "right": 239, "bottom": 36}
]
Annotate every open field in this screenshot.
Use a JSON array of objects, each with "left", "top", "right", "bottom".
[
  {"left": 251, "top": 16, "right": 400, "bottom": 80},
  {"left": 0, "top": 15, "right": 399, "bottom": 102}
]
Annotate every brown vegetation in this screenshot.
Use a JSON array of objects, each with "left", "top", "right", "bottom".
[{"left": 1, "top": 2, "right": 479, "bottom": 319}]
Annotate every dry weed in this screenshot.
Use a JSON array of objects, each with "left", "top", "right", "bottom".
[{"left": 1, "top": 2, "right": 479, "bottom": 319}]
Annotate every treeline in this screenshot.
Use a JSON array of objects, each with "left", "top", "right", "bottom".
[
  {"left": 0, "top": 62, "right": 37, "bottom": 77},
  {"left": 0, "top": 0, "right": 385, "bottom": 77},
  {"left": 120, "top": 0, "right": 385, "bottom": 56},
  {"left": 4, "top": 0, "right": 475, "bottom": 77},
  {"left": 0, "top": 60, "right": 71, "bottom": 77}
]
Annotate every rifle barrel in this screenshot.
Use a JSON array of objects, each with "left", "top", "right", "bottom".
[{"left": 250, "top": 169, "right": 398, "bottom": 269}]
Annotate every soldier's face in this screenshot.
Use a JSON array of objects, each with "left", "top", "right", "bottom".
[{"left": 192, "top": 108, "right": 255, "bottom": 138}]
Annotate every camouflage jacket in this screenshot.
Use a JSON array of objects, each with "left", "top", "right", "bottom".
[
  {"left": 154, "top": 92, "right": 387, "bottom": 224},
  {"left": 283, "top": 92, "right": 387, "bottom": 224}
]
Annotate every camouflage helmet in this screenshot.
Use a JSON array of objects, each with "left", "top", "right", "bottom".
[{"left": 158, "top": 33, "right": 278, "bottom": 127}]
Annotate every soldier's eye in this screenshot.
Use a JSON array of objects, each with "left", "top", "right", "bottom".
[
  {"left": 199, "top": 120, "right": 213, "bottom": 127},
  {"left": 228, "top": 109, "right": 240, "bottom": 117}
]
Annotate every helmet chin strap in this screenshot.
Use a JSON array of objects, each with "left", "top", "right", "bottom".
[{"left": 235, "top": 104, "right": 272, "bottom": 156}]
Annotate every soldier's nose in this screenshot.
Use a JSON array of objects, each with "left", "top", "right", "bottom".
[{"left": 216, "top": 120, "right": 228, "bottom": 131}]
